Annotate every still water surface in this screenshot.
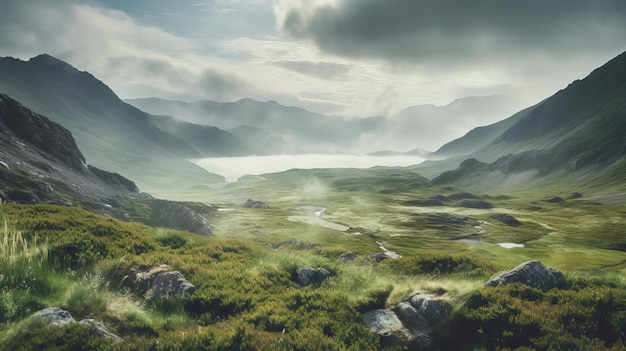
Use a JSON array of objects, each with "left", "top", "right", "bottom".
[{"left": 192, "top": 154, "right": 425, "bottom": 182}]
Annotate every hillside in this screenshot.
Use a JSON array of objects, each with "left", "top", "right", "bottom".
[
  {"left": 418, "top": 51, "right": 626, "bottom": 192},
  {"left": 0, "top": 54, "right": 224, "bottom": 194},
  {"left": 0, "top": 93, "right": 212, "bottom": 235}
]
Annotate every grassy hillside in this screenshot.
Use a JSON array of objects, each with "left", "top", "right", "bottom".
[{"left": 1, "top": 183, "right": 625, "bottom": 350}]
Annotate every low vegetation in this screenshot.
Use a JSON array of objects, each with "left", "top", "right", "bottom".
[{"left": 1, "top": 170, "right": 625, "bottom": 351}]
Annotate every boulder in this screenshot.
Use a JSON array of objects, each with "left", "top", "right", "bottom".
[
  {"left": 151, "top": 271, "right": 196, "bottom": 298},
  {"left": 7, "top": 190, "right": 40, "bottom": 204},
  {"left": 34, "top": 181, "right": 53, "bottom": 193},
  {"left": 33, "top": 307, "right": 75, "bottom": 327},
  {"left": 339, "top": 252, "right": 359, "bottom": 262},
  {"left": 32, "top": 308, "right": 121, "bottom": 341},
  {"left": 394, "top": 302, "right": 425, "bottom": 326},
  {"left": 150, "top": 199, "right": 211, "bottom": 235},
  {"left": 448, "top": 192, "right": 476, "bottom": 201},
  {"left": 243, "top": 199, "right": 270, "bottom": 208},
  {"left": 369, "top": 252, "right": 388, "bottom": 263},
  {"left": 570, "top": 192, "right": 583, "bottom": 199},
  {"left": 79, "top": 319, "right": 123, "bottom": 342},
  {"left": 484, "top": 260, "right": 563, "bottom": 291},
  {"left": 490, "top": 213, "right": 522, "bottom": 226},
  {"left": 296, "top": 267, "right": 333, "bottom": 286},
  {"left": 362, "top": 309, "right": 431, "bottom": 350}
]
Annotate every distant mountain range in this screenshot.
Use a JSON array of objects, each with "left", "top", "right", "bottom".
[
  {"left": 416, "top": 51, "right": 626, "bottom": 192},
  {"left": 126, "top": 95, "right": 520, "bottom": 154}
]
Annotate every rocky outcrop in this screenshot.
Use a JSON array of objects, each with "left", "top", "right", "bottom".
[
  {"left": 120, "top": 264, "right": 195, "bottom": 299},
  {"left": 296, "top": 267, "right": 333, "bottom": 286},
  {"left": 369, "top": 252, "right": 388, "bottom": 263},
  {"left": 0, "top": 94, "right": 87, "bottom": 174},
  {"left": 151, "top": 271, "right": 196, "bottom": 298},
  {"left": 243, "top": 199, "right": 269, "bottom": 208},
  {"left": 150, "top": 199, "right": 211, "bottom": 235},
  {"left": 490, "top": 213, "right": 522, "bottom": 226},
  {"left": 32, "top": 307, "right": 121, "bottom": 342},
  {"left": 362, "top": 293, "right": 450, "bottom": 351},
  {"left": 88, "top": 165, "right": 139, "bottom": 192},
  {"left": 339, "top": 252, "right": 359, "bottom": 262},
  {"left": 484, "top": 260, "right": 563, "bottom": 291}
]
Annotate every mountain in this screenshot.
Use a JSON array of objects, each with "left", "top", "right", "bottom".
[
  {"left": 147, "top": 114, "right": 256, "bottom": 157},
  {"left": 127, "top": 95, "right": 522, "bottom": 154},
  {"left": 0, "top": 93, "right": 212, "bottom": 234},
  {"left": 126, "top": 97, "right": 382, "bottom": 153},
  {"left": 0, "top": 54, "right": 224, "bottom": 195},
  {"left": 366, "top": 95, "right": 525, "bottom": 152},
  {"left": 423, "top": 51, "right": 626, "bottom": 192}
]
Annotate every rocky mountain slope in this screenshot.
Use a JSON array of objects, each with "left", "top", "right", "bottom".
[
  {"left": 0, "top": 54, "right": 232, "bottom": 194},
  {"left": 0, "top": 93, "right": 211, "bottom": 235},
  {"left": 421, "top": 51, "right": 626, "bottom": 192}
]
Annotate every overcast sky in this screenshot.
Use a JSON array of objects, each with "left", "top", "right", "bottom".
[{"left": 1, "top": 0, "right": 625, "bottom": 119}]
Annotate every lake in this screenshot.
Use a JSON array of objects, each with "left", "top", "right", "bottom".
[{"left": 191, "top": 154, "right": 425, "bottom": 182}]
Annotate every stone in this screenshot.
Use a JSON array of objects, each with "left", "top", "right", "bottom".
[
  {"left": 394, "top": 302, "right": 425, "bottom": 326},
  {"left": 448, "top": 192, "right": 477, "bottom": 201},
  {"left": 339, "top": 252, "right": 359, "bottom": 262},
  {"left": 484, "top": 260, "right": 563, "bottom": 291},
  {"left": 33, "top": 307, "right": 75, "bottom": 326},
  {"left": 150, "top": 199, "right": 211, "bottom": 235},
  {"left": 296, "top": 267, "right": 333, "bottom": 286},
  {"left": 369, "top": 252, "right": 388, "bottom": 263},
  {"left": 151, "top": 271, "right": 196, "bottom": 298},
  {"left": 490, "top": 213, "right": 522, "bottom": 226},
  {"left": 35, "top": 181, "right": 53, "bottom": 193},
  {"left": 88, "top": 165, "right": 139, "bottom": 192},
  {"left": 243, "top": 199, "right": 269, "bottom": 208},
  {"left": 79, "top": 319, "right": 122, "bottom": 342}
]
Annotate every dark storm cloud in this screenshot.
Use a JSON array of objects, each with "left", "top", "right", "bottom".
[
  {"left": 280, "top": 0, "right": 626, "bottom": 66},
  {"left": 273, "top": 60, "right": 352, "bottom": 80}
]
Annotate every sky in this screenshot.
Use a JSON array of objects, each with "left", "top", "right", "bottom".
[{"left": 1, "top": 0, "right": 626, "bottom": 120}]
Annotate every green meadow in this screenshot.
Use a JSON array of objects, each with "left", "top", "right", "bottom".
[{"left": 1, "top": 166, "right": 625, "bottom": 350}]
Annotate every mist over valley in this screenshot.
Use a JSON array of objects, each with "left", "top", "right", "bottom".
[{"left": 1, "top": 1, "right": 626, "bottom": 350}]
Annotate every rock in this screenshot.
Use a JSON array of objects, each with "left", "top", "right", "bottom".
[
  {"left": 8, "top": 190, "right": 40, "bottom": 204},
  {"left": 490, "top": 213, "right": 522, "bottom": 226},
  {"left": 32, "top": 308, "right": 122, "bottom": 341},
  {"left": 362, "top": 309, "right": 412, "bottom": 339},
  {"left": 369, "top": 252, "right": 388, "bottom": 263},
  {"left": 339, "top": 252, "right": 359, "bottom": 262},
  {"left": 406, "top": 294, "right": 450, "bottom": 326},
  {"left": 484, "top": 260, "right": 563, "bottom": 291},
  {"left": 79, "top": 319, "right": 122, "bottom": 342},
  {"left": 296, "top": 267, "right": 333, "bottom": 286},
  {"left": 545, "top": 196, "right": 565, "bottom": 203},
  {"left": 0, "top": 94, "right": 88, "bottom": 173},
  {"left": 243, "top": 199, "right": 269, "bottom": 208},
  {"left": 0, "top": 189, "right": 7, "bottom": 202},
  {"left": 394, "top": 302, "right": 425, "bottom": 326},
  {"left": 150, "top": 199, "right": 211, "bottom": 235},
  {"left": 460, "top": 158, "right": 481, "bottom": 168},
  {"left": 33, "top": 307, "right": 75, "bottom": 326},
  {"left": 571, "top": 192, "right": 583, "bottom": 199},
  {"left": 34, "top": 181, "right": 53, "bottom": 193},
  {"left": 362, "top": 309, "right": 431, "bottom": 350},
  {"left": 459, "top": 199, "right": 492, "bottom": 209},
  {"left": 151, "top": 271, "right": 196, "bottom": 298},
  {"left": 88, "top": 165, "right": 139, "bottom": 192}
]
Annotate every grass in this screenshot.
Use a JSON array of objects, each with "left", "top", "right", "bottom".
[{"left": 1, "top": 159, "right": 625, "bottom": 350}]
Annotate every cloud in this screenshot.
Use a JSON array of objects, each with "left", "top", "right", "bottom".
[
  {"left": 276, "top": 0, "right": 626, "bottom": 67},
  {"left": 273, "top": 60, "right": 352, "bottom": 79}
]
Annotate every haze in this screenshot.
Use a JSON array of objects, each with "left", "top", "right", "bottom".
[{"left": 1, "top": 0, "right": 626, "bottom": 151}]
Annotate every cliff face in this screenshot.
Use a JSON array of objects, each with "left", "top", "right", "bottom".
[{"left": 0, "top": 93, "right": 87, "bottom": 173}]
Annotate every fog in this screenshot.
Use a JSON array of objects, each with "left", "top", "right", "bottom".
[{"left": 192, "top": 154, "right": 425, "bottom": 182}]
